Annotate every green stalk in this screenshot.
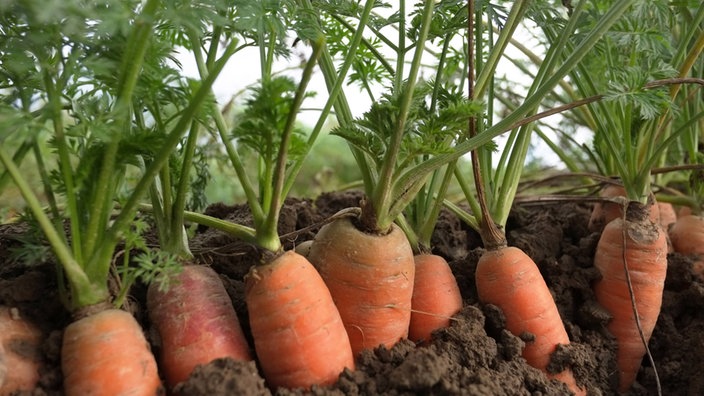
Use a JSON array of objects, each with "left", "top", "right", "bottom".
[
  {"left": 0, "top": 146, "right": 101, "bottom": 307},
  {"left": 87, "top": 38, "right": 241, "bottom": 282},
  {"left": 257, "top": 39, "right": 323, "bottom": 253},
  {"left": 372, "top": 0, "right": 435, "bottom": 233}
]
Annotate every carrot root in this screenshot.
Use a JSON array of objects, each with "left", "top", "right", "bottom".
[
  {"left": 246, "top": 251, "right": 354, "bottom": 390},
  {"left": 0, "top": 306, "right": 42, "bottom": 396},
  {"left": 476, "top": 246, "right": 585, "bottom": 396},
  {"left": 308, "top": 216, "right": 415, "bottom": 356},
  {"left": 668, "top": 214, "right": 704, "bottom": 280},
  {"left": 409, "top": 254, "right": 462, "bottom": 344},
  {"left": 62, "top": 308, "right": 163, "bottom": 396},
  {"left": 147, "top": 265, "right": 252, "bottom": 389},
  {"left": 594, "top": 217, "right": 667, "bottom": 392}
]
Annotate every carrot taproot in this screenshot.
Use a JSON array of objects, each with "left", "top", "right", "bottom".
[
  {"left": 593, "top": 209, "right": 668, "bottom": 392},
  {"left": 668, "top": 214, "right": 704, "bottom": 279},
  {"left": 147, "top": 265, "right": 252, "bottom": 389},
  {"left": 657, "top": 202, "right": 677, "bottom": 231},
  {"left": 62, "top": 308, "right": 163, "bottom": 396},
  {"left": 0, "top": 306, "right": 42, "bottom": 395},
  {"left": 408, "top": 254, "right": 462, "bottom": 344},
  {"left": 588, "top": 185, "right": 659, "bottom": 233},
  {"left": 307, "top": 216, "right": 415, "bottom": 357},
  {"left": 476, "top": 246, "right": 585, "bottom": 396},
  {"left": 245, "top": 250, "right": 354, "bottom": 390}
]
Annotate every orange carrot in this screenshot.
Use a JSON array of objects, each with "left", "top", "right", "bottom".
[
  {"left": 0, "top": 306, "right": 42, "bottom": 395},
  {"left": 593, "top": 208, "right": 667, "bottom": 392},
  {"left": 668, "top": 214, "right": 704, "bottom": 279},
  {"left": 307, "top": 216, "right": 415, "bottom": 357},
  {"left": 657, "top": 202, "right": 677, "bottom": 230},
  {"left": 147, "top": 265, "right": 252, "bottom": 389},
  {"left": 589, "top": 185, "right": 659, "bottom": 233},
  {"left": 476, "top": 246, "right": 585, "bottom": 396},
  {"left": 62, "top": 308, "right": 163, "bottom": 395},
  {"left": 408, "top": 254, "right": 462, "bottom": 344},
  {"left": 245, "top": 250, "right": 354, "bottom": 389}
]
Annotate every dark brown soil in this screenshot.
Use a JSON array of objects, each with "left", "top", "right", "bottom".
[{"left": 1, "top": 190, "right": 703, "bottom": 395}]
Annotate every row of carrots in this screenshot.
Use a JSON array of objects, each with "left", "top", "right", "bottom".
[{"left": 2, "top": 181, "right": 702, "bottom": 395}]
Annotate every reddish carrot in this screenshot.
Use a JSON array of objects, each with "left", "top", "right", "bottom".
[
  {"left": 593, "top": 207, "right": 668, "bottom": 392},
  {"left": 0, "top": 306, "right": 42, "bottom": 395},
  {"left": 147, "top": 265, "right": 252, "bottom": 389},
  {"left": 657, "top": 202, "right": 677, "bottom": 230},
  {"left": 307, "top": 216, "right": 415, "bottom": 357},
  {"left": 409, "top": 254, "right": 462, "bottom": 344},
  {"left": 668, "top": 214, "right": 704, "bottom": 279},
  {"left": 62, "top": 308, "right": 163, "bottom": 396},
  {"left": 476, "top": 246, "right": 585, "bottom": 396},
  {"left": 245, "top": 250, "right": 354, "bottom": 389}
]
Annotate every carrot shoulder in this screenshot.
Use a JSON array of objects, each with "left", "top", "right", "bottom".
[
  {"left": 409, "top": 254, "right": 462, "bottom": 344},
  {"left": 307, "top": 216, "right": 415, "bottom": 356},
  {"left": 62, "top": 308, "right": 162, "bottom": 396},
  {"left": 0, "top": 306, "right": 43, "bottom": 395},
  {"left": 594, "top": 215, "right": 667, "bottom": 392},
  {"left": 147, "top": 265, "right": 252, "bottom": 389},
  {"left": 477, "top": 246, "right": 585, "bottom": 396},
  {"left": 246, "top": 250, "right": 354, "bottom": 390}
]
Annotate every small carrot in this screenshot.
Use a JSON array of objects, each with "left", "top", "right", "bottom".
[
  {"left": 593, "top": 206, "right": 668, "bottom": 392},
  {"left": 476, "top": 246, "right": 585, "bottom": 396},
  {"left": 245, "top": 250, "right": 354, "bottom": 390},
  {"left": 657, "top": 202, "right": 677, "bottom": 231},
  {"left": 409, "top": 254, "right": 462, "bottom": 344},
  {"left": 62, "top": 308, "right": 163, "bottom": 396},
  {"left": 307, "top": 215, "right": 415, "bottom": 357},
  {"left": 668, "top": 214, "right": 704, "bottom": 279},
  {"left": 0, "top": 306, "right": 43, "bottom": 395},
  {"left": 147, "top": 265, "right": 252, "bottom": 389}
]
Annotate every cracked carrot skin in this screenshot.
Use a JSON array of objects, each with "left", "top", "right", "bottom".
[
  {"left": 307, "top": 217, "right": 416, "bottom": 357},
  {"left": 61, "top": 308, "right": 163, "bottom": 396},
  {"left": 147, "top": 265, "right": 252, "bottom": 389},
  {"left": 246, "top": 250, "right": 354, "bottom": 390},
  {"left": 0, "top": 306, "right": 43, "bottom": 395}
]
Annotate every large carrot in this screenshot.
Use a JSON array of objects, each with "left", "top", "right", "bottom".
[
  {"left": 409, "top": 253, "right": 462, "bottom": 344},
  {"left": 593, "top": 206, "right": 668, "bottom": 392},
  {"left": 668, "top": 214, "right": 704, "bottom": 279},
  {"left": 476, "top": 246, "right": 585, "bottom": 396},
  {"left": 588, "top": 185, "right": 660, "bottom": 233},
  {"left": 62, "top": 308, "right": 163, "bottom": 396},
  {"left": 307, "top": 215, "right": 415, "bottom": 357},
  {"left": 147, "top": 265, "right": 252, "bottom": 389},
  {"left": 245, "top": 250, "right": 354, "bottom": 389},
  {"left": 0, "top": 306, "right": 43, "bottom": 395}
]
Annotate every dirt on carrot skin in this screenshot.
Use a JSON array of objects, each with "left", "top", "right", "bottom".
[{"left": 0, "top": 190, "right": 703, "bottom": 395}]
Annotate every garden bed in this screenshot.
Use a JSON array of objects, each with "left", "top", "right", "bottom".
[{"left": 1, "top": 190, "right": 702, "bottom": 395}]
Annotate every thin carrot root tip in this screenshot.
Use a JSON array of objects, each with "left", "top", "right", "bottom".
[
  {"left": 147, "top": 265, "right": 253, "bottom": 389},
  {"left": 308, "top": 217, "right": 415, "bottom": 356},
  {"left": 246, "top": 251, "right": 354, "bottom": 390},
  {"left": 409, "top": 254, "right": 462, "bottom": 344},
  {"left": 475, "top": 246, "right": 584, "bottom": 396},
  {"left": 0, "top": 307, "right": 43, "bottom": 395},
  {"left": 594, "top": 217, "right": 667, "bottom": 392},
  {"left": 61, "top": 308, "right": 163, "bottom": 396}
]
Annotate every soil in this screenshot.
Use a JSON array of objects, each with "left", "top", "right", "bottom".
[{"left": 1, "top": 190, "right": 703, "bottom": 396}]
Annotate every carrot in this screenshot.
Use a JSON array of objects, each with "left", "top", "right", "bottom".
[
  {"left": 476, "top": 246, "right": 585, "bottom": 396},
  {"left": 657, "top": 202, "right": 677, "bottom": 230},
  {"left": 307, "top": 215, "right": 415, "bottom": 357},
  {"left": 668, "top": 214, "right": 704, "bottom": 279},
  {"left": 0, "top": 306, "right": 42, "bottom": 395},
  {"left": 408, "top": 254, "right": 462, "bottom": 344},
  {"left": 593, "top": 207, "right": 668, "bottom": 392},
  {"left": 588, "top": 185, "right": 659, "bottom": 233},
  {"left": 147, "top": 265, "right": 252, "bottom": 389},
  {"left": 62, "top": 308, "right": 163, "bottom": 396},
  {"left": 245, "top": 250, "right": 354, "bottom": 389}
]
